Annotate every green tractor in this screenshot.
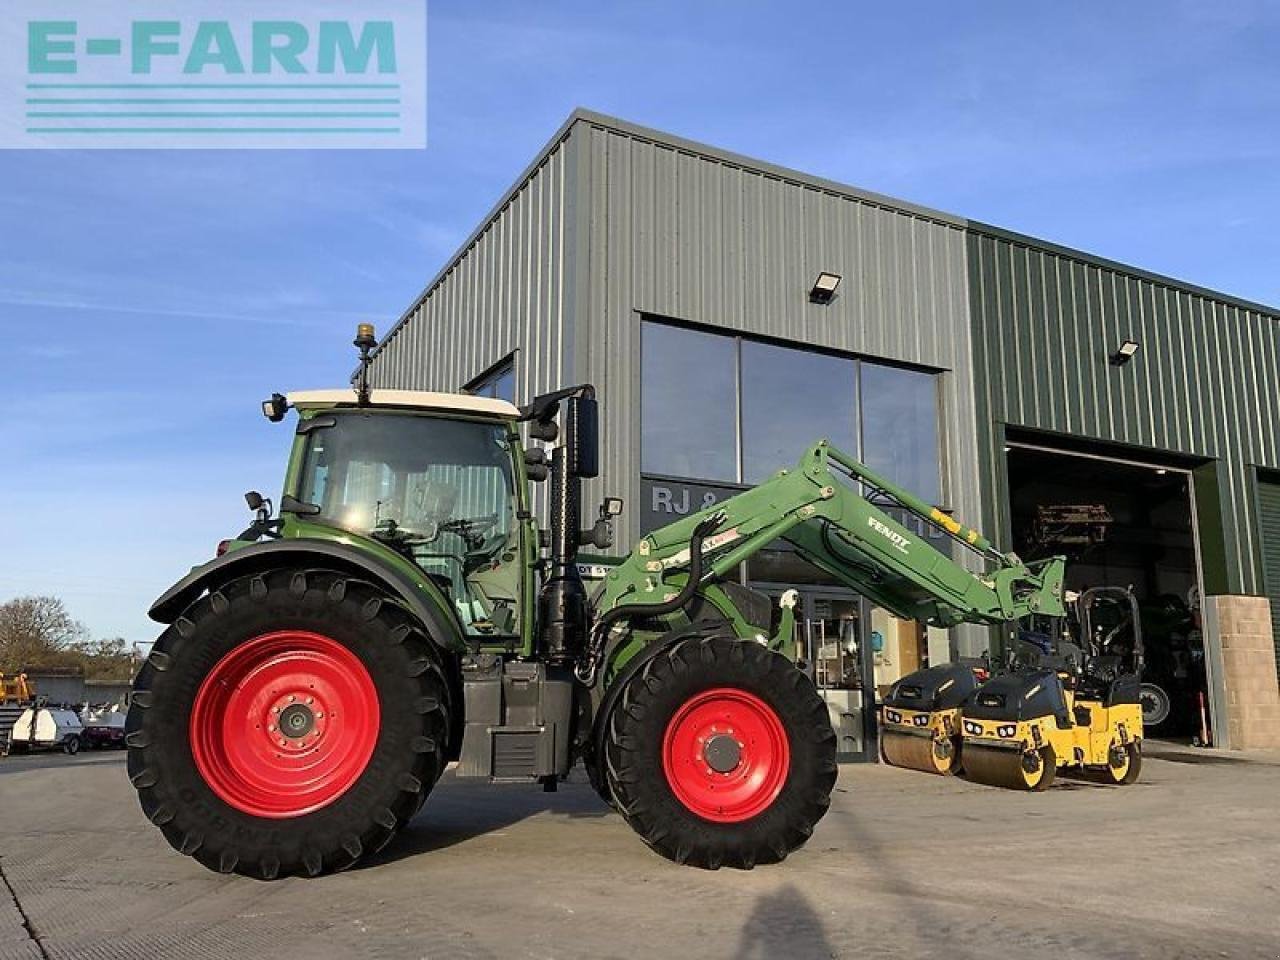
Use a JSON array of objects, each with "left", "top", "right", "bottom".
[{"left": 127, "top": 325, "right": 1066, "bottom": 879}]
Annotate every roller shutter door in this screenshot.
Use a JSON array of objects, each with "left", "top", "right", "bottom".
[{"left": 1259, "top": 477, "right": 1280, "bottom": 680}]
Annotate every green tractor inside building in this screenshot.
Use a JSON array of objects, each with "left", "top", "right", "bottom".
[{"left": 127, "top": 325, "right": 1067, "bottom": 879}]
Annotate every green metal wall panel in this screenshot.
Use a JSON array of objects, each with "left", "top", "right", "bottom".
[
  {"left": 1257, "top": 475, "right": 1280, "bottom": 674},
  {"left": 967, "top": 228, "right": 1280, "bottom": 595}
]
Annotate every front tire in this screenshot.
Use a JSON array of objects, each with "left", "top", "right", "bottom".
[
  {"left": 603, "top": 635, "right": 836, "bottom": 869},
  {"left": 126, "top": 569, "right": 453, "bottom": 879}
]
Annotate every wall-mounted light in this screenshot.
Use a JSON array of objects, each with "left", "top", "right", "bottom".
[
  {"left": 1110, "top": 339, "right": 1140, "bottom": 366},
  {"left": 809, "top": 271, "right": 841, "bottom": 304}
]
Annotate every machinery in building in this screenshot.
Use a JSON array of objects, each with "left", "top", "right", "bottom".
[
  {"left": 1032, "top": 504, "right": 1114, "bottom": 550},
  {"left": 9, "top": 707, "right": 84, "bottom": 755},
  {"left": 126, "top": 325, "right": 1067, "bottom": 880},
  {"left": 878, "top": 662, "right": 987, "bottom": 775},
  {"left": 959, "top": 585, "right": 1144, "bottom": 790}
]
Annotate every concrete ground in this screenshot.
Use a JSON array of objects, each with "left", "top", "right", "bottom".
[{"left": 1, "top": 745, "right": 1277, "bottom": 960}]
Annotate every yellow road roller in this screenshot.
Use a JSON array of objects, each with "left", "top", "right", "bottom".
[
  {"left": 960, "top": 661, "right": 1143, "bottom": 790},
  {"left": 880, "top": 662, "right": 987, "bottom": 775}
]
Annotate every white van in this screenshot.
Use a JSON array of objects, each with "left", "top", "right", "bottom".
[{"left": 9, "top": 707, "right": 84, "bottom": 754}]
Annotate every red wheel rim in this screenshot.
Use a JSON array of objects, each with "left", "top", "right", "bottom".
[
  {"left": 189, "top": 631, "right": 380, "bottom": 819},
  {"left": 661, "top": 687, "right": 790, "bottom": 823}
]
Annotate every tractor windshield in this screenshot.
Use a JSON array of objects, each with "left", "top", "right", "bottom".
[{"left": 296, "top": 411, "right": 521, "bottom": 637}]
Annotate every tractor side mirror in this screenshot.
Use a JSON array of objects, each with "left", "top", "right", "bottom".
[{"left": 568, "top": 394, "right": 599, "bottom": 479}]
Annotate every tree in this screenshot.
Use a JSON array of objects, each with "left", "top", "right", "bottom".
[
  {"left": 78, "top": 636, "right": 135, "bottom": 683},
  {"left": 0, "top": 596, "right": 87, "bottom": 673}
]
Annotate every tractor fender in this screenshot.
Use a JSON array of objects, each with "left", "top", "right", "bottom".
[{"left": 148, "top": 539, "right": 466, "bottom": 653}]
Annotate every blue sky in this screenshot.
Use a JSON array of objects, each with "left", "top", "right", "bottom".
[{"left": 3, "top": 0, "right": 1279, "bottom": 643}]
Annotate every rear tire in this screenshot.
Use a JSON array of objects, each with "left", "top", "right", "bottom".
[
  {"left": 603, "top": 634, "right": 836, "bottom": 869},
  {"left": 1140, "top": 682, "right": 1172, "bottom": 731},
  {"left": 126, "top": 569, "right": 453, "bottom": 879},
  {"left": 63, "top": 735, "right": 80, "bottom": 756},
  {"left": 1103, "top": 741, "right": 1142, "bottom": 785}
]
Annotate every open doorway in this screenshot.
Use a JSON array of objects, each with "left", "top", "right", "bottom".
[{"left": 1005, "top": 440, "right": 1209, "bottom": 743}]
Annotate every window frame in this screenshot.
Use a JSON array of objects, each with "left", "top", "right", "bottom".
[
  {"left": 639, "top": 316, "right": 947, "bottom": 506},
  {"left": 463, "top": 353, "right": 517, "bottom": 404}
]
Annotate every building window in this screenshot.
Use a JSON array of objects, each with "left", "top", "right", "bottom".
[
  {"left": 465, "top": 357, "right": 516, "bottom": 404},
  {"left": 859, "top": 362, "right": 942, "bottom": 505},
  {"left": 740, "top": 340, "right": 858, "bottom": 484},
  {"left": 641, "top": 322, "right": 738, "bottom": 481},
  {"left": 639, "top": 318, "right": 941, "bottom": 500}
]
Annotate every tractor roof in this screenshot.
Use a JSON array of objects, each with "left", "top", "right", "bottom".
[{"left": 286, "top": 389, "right": 520, "bottom": 419}]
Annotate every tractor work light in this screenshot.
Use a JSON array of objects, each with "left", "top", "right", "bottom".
[
  {"left": 1110, "top": 339, "right": 1140, "bottom": 366},
  {"left": 809, "top": 271, "right": 841, "bottom": 304},
  {"left": 603, "top": 497, "right": 625, "bottom": 517},
  {"left": 261, "top": 392, "right": 288, "bottom": 422},
  {"left": 354, "top": 322, "right": 377, "bottom": 349}
]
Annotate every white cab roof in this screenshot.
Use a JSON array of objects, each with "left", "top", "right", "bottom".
[{"left": 286, "top": 389, "right": 520, "bottom": 419}]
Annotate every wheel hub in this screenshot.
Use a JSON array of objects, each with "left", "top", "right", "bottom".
[
  {"left": 278, "top": 703, "right": 316, "bottom": 739},
  {"left": 661, "top": 687, "right": 790, "bottom": 824},
  {"left": 703, "top": 733, "right": 743, "bottom": 773},
  {"left": 189, "top": 630, "right": 380, "bottom": 819}
]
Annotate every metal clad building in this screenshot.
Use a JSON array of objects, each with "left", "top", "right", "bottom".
[
  {"left": 968, "top": 226, "right": 1280, "bottom": 595},
  {"left": 368, "top": 108, "right": 1280, "bottom": 750}
]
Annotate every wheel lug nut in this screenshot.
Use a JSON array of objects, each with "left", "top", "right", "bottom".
[{"left": 268, "top": 724, "right": 276, "bottom": 732}]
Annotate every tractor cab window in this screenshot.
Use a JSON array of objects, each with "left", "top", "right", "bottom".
[{"left": 297, "top": 411, "right": 521, "bottom": 638}]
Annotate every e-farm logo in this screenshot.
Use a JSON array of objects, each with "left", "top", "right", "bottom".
[{"left": 2, "top": 1, "right": 426, "bottom": 149}]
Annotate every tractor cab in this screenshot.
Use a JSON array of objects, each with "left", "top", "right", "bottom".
[{"left": 279, "top": 389, "right": 528, "bottom": 640}]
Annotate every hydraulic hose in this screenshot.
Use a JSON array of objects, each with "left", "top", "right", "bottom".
[{"left": 578, "top": 512, "right": 723, "bottom": 684}]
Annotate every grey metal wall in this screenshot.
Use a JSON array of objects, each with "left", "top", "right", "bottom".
[
  {"left": 569, "top": 118, "right": 985, "bottom": 590},
  {"left": 967, "top": 226, "right": 1280, "bottom": 595},
  {"left": 366, "top": 129, "right": 576, "bottom": 406}
]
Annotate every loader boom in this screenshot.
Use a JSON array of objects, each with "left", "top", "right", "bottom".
[{"left": 597, "top": 440, "right": 1064, "bottom": 639}]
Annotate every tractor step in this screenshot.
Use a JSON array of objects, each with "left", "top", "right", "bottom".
[{"left": 456, "top": 655, "right": 574, "bottom": 781}]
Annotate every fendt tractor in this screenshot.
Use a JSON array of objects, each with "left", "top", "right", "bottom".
[{"left": 127, "top": 325, "right": 1067, "bottom": 880}]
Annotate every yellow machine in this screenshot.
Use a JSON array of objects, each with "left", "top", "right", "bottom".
[
  {"left": 961, "top": 587, "right": 1145, "bottom": 790},
  {"left": 960, "top": 667, "right": 1142, "bottom": 789},
  {"left": 1, "top": 672, "right": 34, "bottom": 702},
  {"left": 879, "top": 663, "right": 987, "bottom": 775}
]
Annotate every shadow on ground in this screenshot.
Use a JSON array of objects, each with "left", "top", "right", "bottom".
[{"left": 357, "top": 772, "right": 612, "bottom": 867}]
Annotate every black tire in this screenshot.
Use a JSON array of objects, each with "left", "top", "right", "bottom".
[
  {"left": 126, "top": 568, "right": 453, "bottom": 880},
  {"left": 63, "top": 735, "right": 80, "bottom": 756},
  {"left": 1105, "top": 741, "right": 1142, "bottom": 785},
  {"left": 1028, "top": 746, "right": 1056, "bottom": 792},
  {"left": 1139, "top": 682, "right": 1172, "bottom": 731},
  {"left": 603, "top": 634, "right": 837, "bottom": 869}
]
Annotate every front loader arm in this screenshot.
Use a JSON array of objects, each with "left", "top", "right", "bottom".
[{"left": 595, "top": 441, "right": 1065, "bottom": 645}]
